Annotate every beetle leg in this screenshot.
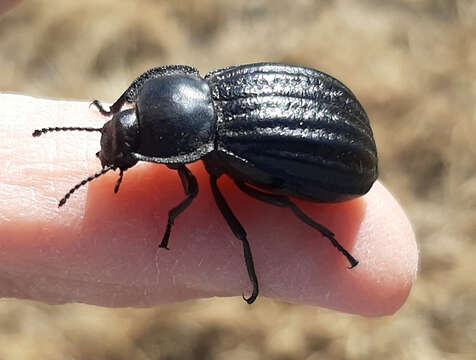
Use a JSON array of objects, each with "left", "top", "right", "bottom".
[
  {"left": 159, "top": 165, "right": 198, "bottom": 250},
  {"left": 90, "top": 93, "right": 128, "bottom": 116},
  {"left": 210, "top": 175, "right": 259, "bottom": 304},
  {"left": 234, "top": 181, "right": 359, "bottom": 269}
]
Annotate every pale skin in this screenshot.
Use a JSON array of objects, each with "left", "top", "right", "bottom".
[{"left": 0, "top": 94, "right": 418, "bottom": 315}]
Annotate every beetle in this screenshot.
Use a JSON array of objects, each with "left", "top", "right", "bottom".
[{"left": 32, "top": 63, "right": 378, "bottom": 304}]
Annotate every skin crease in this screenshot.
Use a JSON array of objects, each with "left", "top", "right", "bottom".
[{"left": 0, "top": 94, "right": 418, "bottom": 316}]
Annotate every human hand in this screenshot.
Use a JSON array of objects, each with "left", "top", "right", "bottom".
[{"left": 0, "top": 94, "right": 417, "bottom": 315}]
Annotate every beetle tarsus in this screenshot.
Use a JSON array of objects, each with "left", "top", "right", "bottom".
[
  {"left": 114, "top": 170, "right": 124, "bottom": 193},
  {"left": 290, "top": 205, "right": 359, "bottom": 268},
  {"left": 234, "top": 181, "right": 359, "bottom": 269},
  {"left": 158, "top": 242, "right": 170, "bottom": 251},
  {"left": 159, "top": 223, "right": 172, "bottom": 249},
  {"left": 159, "top": 165, "right": 198, "bottom": 250},
  {"left": 211, "top": 176, "right": 259, "bottom": 304},
  {"left": 90, "top": 100, "right": 112, "bottom": 116},
  {"left": 241, "top": 237, "right": 260, "bottom": 304}
]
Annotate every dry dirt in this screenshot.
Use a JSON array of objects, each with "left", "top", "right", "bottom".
[{"left": 0, "top": 0, "right": 475, "bottom": 359}]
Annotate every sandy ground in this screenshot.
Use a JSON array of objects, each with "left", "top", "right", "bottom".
[{"left": 0, "top": 0, "right": 475, "bottom": 359}]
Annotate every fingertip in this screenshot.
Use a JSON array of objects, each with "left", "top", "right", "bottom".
[
  {"left": 361, "top": 182, "right": 418, "bottom": 313},
  {"left": 246, "top": 181, "right": 417, "bottom": 316},
  {"left": 333, "top": 182, "right": 418, "bottom": 315}
]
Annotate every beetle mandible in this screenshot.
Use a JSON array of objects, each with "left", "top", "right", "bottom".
[{"left": 33, "top": 63, "right": 378, "bottom": 304}]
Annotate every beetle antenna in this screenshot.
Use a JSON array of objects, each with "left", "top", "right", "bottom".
[
  {"left": 114, "top": 170, "right": 124, "bottom": 194},
  {"left": 58, "top": 166, "right": 114, "bottom": 207},
  {"left": 32, "top": 127, "right": 102, "bottom": 137}
]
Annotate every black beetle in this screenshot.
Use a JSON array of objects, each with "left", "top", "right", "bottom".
[{"left": 33, "top": 63, "right": 378, "bottom": 304}]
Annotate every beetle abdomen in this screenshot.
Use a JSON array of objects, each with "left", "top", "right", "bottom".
[{"left": 205, "top": 63, "right": 378, "bottom": 202}]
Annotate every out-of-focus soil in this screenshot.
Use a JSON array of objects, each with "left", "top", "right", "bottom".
[{"left": 0, "top": 1, "right": 475, "bottom": 359}]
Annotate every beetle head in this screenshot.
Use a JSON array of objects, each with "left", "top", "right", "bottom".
[
  {"left": 32, "top": 108, "right": 140, "bottom": 207},
  {"left": 97, "top": 108, "right": 139, "bottom": 172}
]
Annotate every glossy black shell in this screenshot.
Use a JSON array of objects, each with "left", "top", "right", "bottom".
[
  {"left": 204, "top": 63, "right": 378, "bottom": 203},
  {"left": 135, "top": 74, "right": 215, "bottom": 159}
]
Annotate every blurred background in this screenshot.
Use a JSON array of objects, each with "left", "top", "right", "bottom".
[{"left": 0, "top": 0, "right": 475, "bottom": 358}]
